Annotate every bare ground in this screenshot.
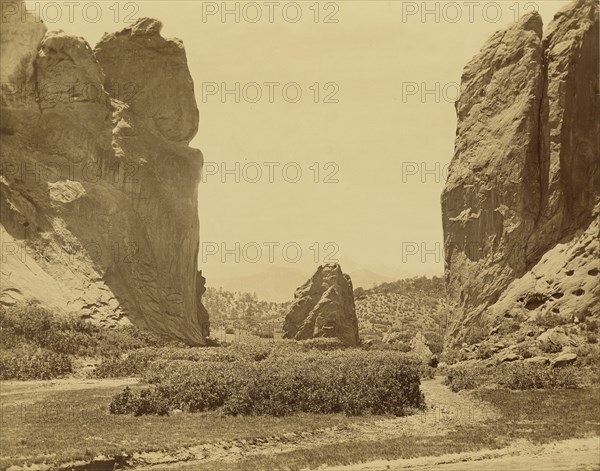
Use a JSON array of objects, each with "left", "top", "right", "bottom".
[
  {"left": 2, "top": 377, "right": 598, "bottom": 470},
  {"left": 321, "top": 437, "right": 600, "bottom": 471}
]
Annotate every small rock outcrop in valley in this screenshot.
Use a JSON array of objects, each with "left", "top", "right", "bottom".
[
  {"left": 0, "top": 3, "right": 210, "bottom": 344},
  {"left": 409, "top": 332, "right": 433, "bottom": 360},
  {"left": 441, "top": 0, "right": 599, "bottom": 344},
  {"left": 283, "top": 264, "right": 359, "bottom": 346}
]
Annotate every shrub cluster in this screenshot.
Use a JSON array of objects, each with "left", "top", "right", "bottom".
[
  {"left": 0, "top": 304, "right": 182, "bottom": 380},
  {"left": 444, "top": 365, "right": 485, "bottom": 392},
  {"left": 444, "top": 362, "right": 583, "bottom": 392},
  {"left": 0, "top": 305, "right": 178, "bottom": 357},
  {"left": 93, "top": 346, "right": 250, "bottom": 378},
  {"left": 109, "top": 386, "right": 170, "bottom": 416},
  {"left": 496, "top": 363, "right": 581, "bottom": 390},
  {"left": 539, "top": 340, "right": 563, "bottom": 354},
  {"left": 0, "top": 347, "right": 72, "bottom": 380},
  {"left": 110, "top": 350, "right": 425, "bottom": 417}
]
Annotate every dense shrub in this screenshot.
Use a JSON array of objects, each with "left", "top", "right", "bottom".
[
  {"left": 440, "top": 348, "right": 469, "bottom": 365},
  {"left": 0, "top": 305, "right": 181, "bottom": 359},
  {"left": 585, "top": 319, "right": 598, "bottom": 333},
  {"left": 539, "top": 339, "right": 563, "bottom": 354},
  {"left": 110, "top": 350, "right": 425, "bottom": 416},
  {"left": 93, "top": 346, "right": 250, "bottom": 378},
  {"left": 496, "top": 363, "right": 581, "bottom": 390},
  {"left": 110, "top": 386, "right": 170, "bottom": 416},
  {"left": 444, "top": 365, "right": 484, "bottom": 392},
  {"left": 0, "top": 347, "right": 72, "bottom": 380},
  {"left": 476, "top": 345, "right": 494, "bottom": 360},
  {"left": 513, "top": 343, "right": 534, "bottom": 359}
]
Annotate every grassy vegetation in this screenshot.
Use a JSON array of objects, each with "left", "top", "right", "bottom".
[
  {"left": 0, "top": 347, "right": 72, "bottom": 380},
  {"left": 355, "top": 276, "right": 445, "bottom": 350},
  {"left": 109, "top": 349, "right": 425, "bottom": 416},
  {"left": 0, "top": 304, "right": 184, "bottom": 380},
  {"left": 0, "top": 382, "right": 382, "bottom": 469},
  {"left": 444, "top": 363, "right": 585, "bottom": 392},
  {"left": 2, "top": 379, "right": 597, "bottom": 470},
  {"left": 165, "top": 387, "right": 600, "bottom": 471}
]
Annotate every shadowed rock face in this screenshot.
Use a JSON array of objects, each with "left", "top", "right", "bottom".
[
  {"left": 283, "top": 264, "right": 359, "bottom": 346},
  {"left": 0, "top": 7, "right": 209, "bottom": 344},
  {"left": 442, "top": 0, "right": 599, "bottom": 344}
]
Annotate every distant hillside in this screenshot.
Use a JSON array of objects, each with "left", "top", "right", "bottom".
[
  {"left": 205, "top": 276, "right": 447, "bottom": 349},
  {"left": 355, "top": 276, "right": 446, "bottom": 352},
  {"left": 203, "top": 287, "right": 288, "bottom": 331}
]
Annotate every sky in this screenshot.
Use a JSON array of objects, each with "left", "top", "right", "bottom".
[{"left": 25, "top": 0, "right": 571, "bottom": 284}]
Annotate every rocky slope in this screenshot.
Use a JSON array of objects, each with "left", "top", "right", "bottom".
[
  {"left": 283, "top": 264, "right": 359, "bottom": 346},
  {"left": 355, "top": 276, "right": 445, "bottom": 351},
  {"left": 441, "top": 0, "right": 599, "bottom": 344},
  {"left": 0, "top": 4, "right": 209, "bottom": 344}
]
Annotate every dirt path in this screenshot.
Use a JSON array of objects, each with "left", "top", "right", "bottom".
[
  {"left": 4, "top": 377, "right": 598, "bottom": 471},
  {"left": 124, "top": 377, "right": 499, "bottom": 469},
  {"left": 0, "top": 378, "right": 138, "bottom": 402},
  {"left": 321, "top": 437, "right": 600, "bottom": 471}
]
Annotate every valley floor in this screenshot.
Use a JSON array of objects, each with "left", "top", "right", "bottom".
[
  {"left": 1, "top": 377, "right": 598, "bottom": 470},
  {"left": 322, "top": 437, "right": 600, "bottom": 471}
]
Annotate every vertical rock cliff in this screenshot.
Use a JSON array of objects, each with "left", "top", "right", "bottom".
[
  {"left": 0, "top": 3, "right": 209, "bottom": 344},
  {"left": 442, "top": 0, "right": 599, "bottom": 344}
]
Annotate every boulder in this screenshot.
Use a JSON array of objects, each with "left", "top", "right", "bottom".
[
  {"left": 537, "top": 327, "right": 578, "bottom": 349},
  {"left": 409, "top": 331, "right": 433, "bottom": 359},
  {"left": 497, "top": 352, "right": 521, "bottom": 363},
  {"left": 0, "top": 16, "right": 209, "bottom": 344},
  {"left": 550, "top": 352, "right": 578, "bottom": 368},
  {"left": 442, "top": 0, "right": 599, "bottom": 344},
  {"left": 283, "top": 264, "right": 359, "bottom": 346},
  {"left": 525, "top": 356, "right": 550, "bottom": 366}
]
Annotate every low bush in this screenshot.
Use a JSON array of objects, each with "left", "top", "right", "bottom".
[
  {"left": 539, "top": 339, "right": 563, "bottom": 354},
  {"left": 495, "top": 363, "right": 581, "bottom": 390},
  {"left": 439, "top": 348, "right": 469, "bottom": 365},
  {"left": 0, "top": 347, "right": 72, "bottom": 380},
  {"left": 93, "top": 346, "right": 249, "bottom": 378},
  {"left": 585, "top": 319, "right": 598, "bottom": 333},
  {"left": 109, "top": 386, "right": 170, "bottom": 416},
  {"left": 0, "top": 304, "right": 181, "bottom": 359},
  {"left": 443, "top": 365, "right": 484, "bottom": 392},
  {"left": 110, "top": 350, "right": 425, "bottom": 417},
  {"left": 476, "top": 344, "right": 494, "bottom": 360},
  {"left": 513, "top": 342, "right": 534, "bottom": 359}
]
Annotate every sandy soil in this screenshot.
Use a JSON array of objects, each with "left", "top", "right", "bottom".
[
  {"left": 3, "top": 377, "right": 598, "bottom": 470},
  {"left": 321, "top": 437, "right": 600, "bottom": 471},
  {"left": 127, "top": 378, "right": 501, "bottom": 469},
  {"left": 0, "top": 378, "right": 138, "bottom": 402}
]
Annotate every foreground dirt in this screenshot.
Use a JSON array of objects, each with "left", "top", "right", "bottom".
[
  {"left": 111, "top": 378, "right": 497, "bottom": 470},
  {"left": 322, "top": 437, "right": 600, "bottom": 471},
  {"left": 0, "top": 378, "right": 138, "bottom": 405},
  {"left": 3, "top": 377, "right": 598, "bottom": 471}
]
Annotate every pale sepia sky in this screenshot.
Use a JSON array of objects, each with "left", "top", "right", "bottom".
[{"left": 27, "top": 0, "right": 570, "bottom": 284}]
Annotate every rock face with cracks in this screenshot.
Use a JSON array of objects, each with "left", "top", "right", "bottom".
[
  {"left": 283, "top": 264, "right": 359, "bottom": 346},
  {"left": 441, "top": 0, "right": 599, "bottom": 344},
  {"left": 0, "top": 6, "right": 210, "bottom": 344}
]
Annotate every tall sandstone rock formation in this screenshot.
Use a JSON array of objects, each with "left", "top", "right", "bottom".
[
  {"left": 283, "top": 264, "right": 359, "bottom": 346},
  {"left": 0, "top": 5, "right": 209, "bottom": 344},
  {"left": 442, "top": 0, "right": 599, "bottom": 344}
]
